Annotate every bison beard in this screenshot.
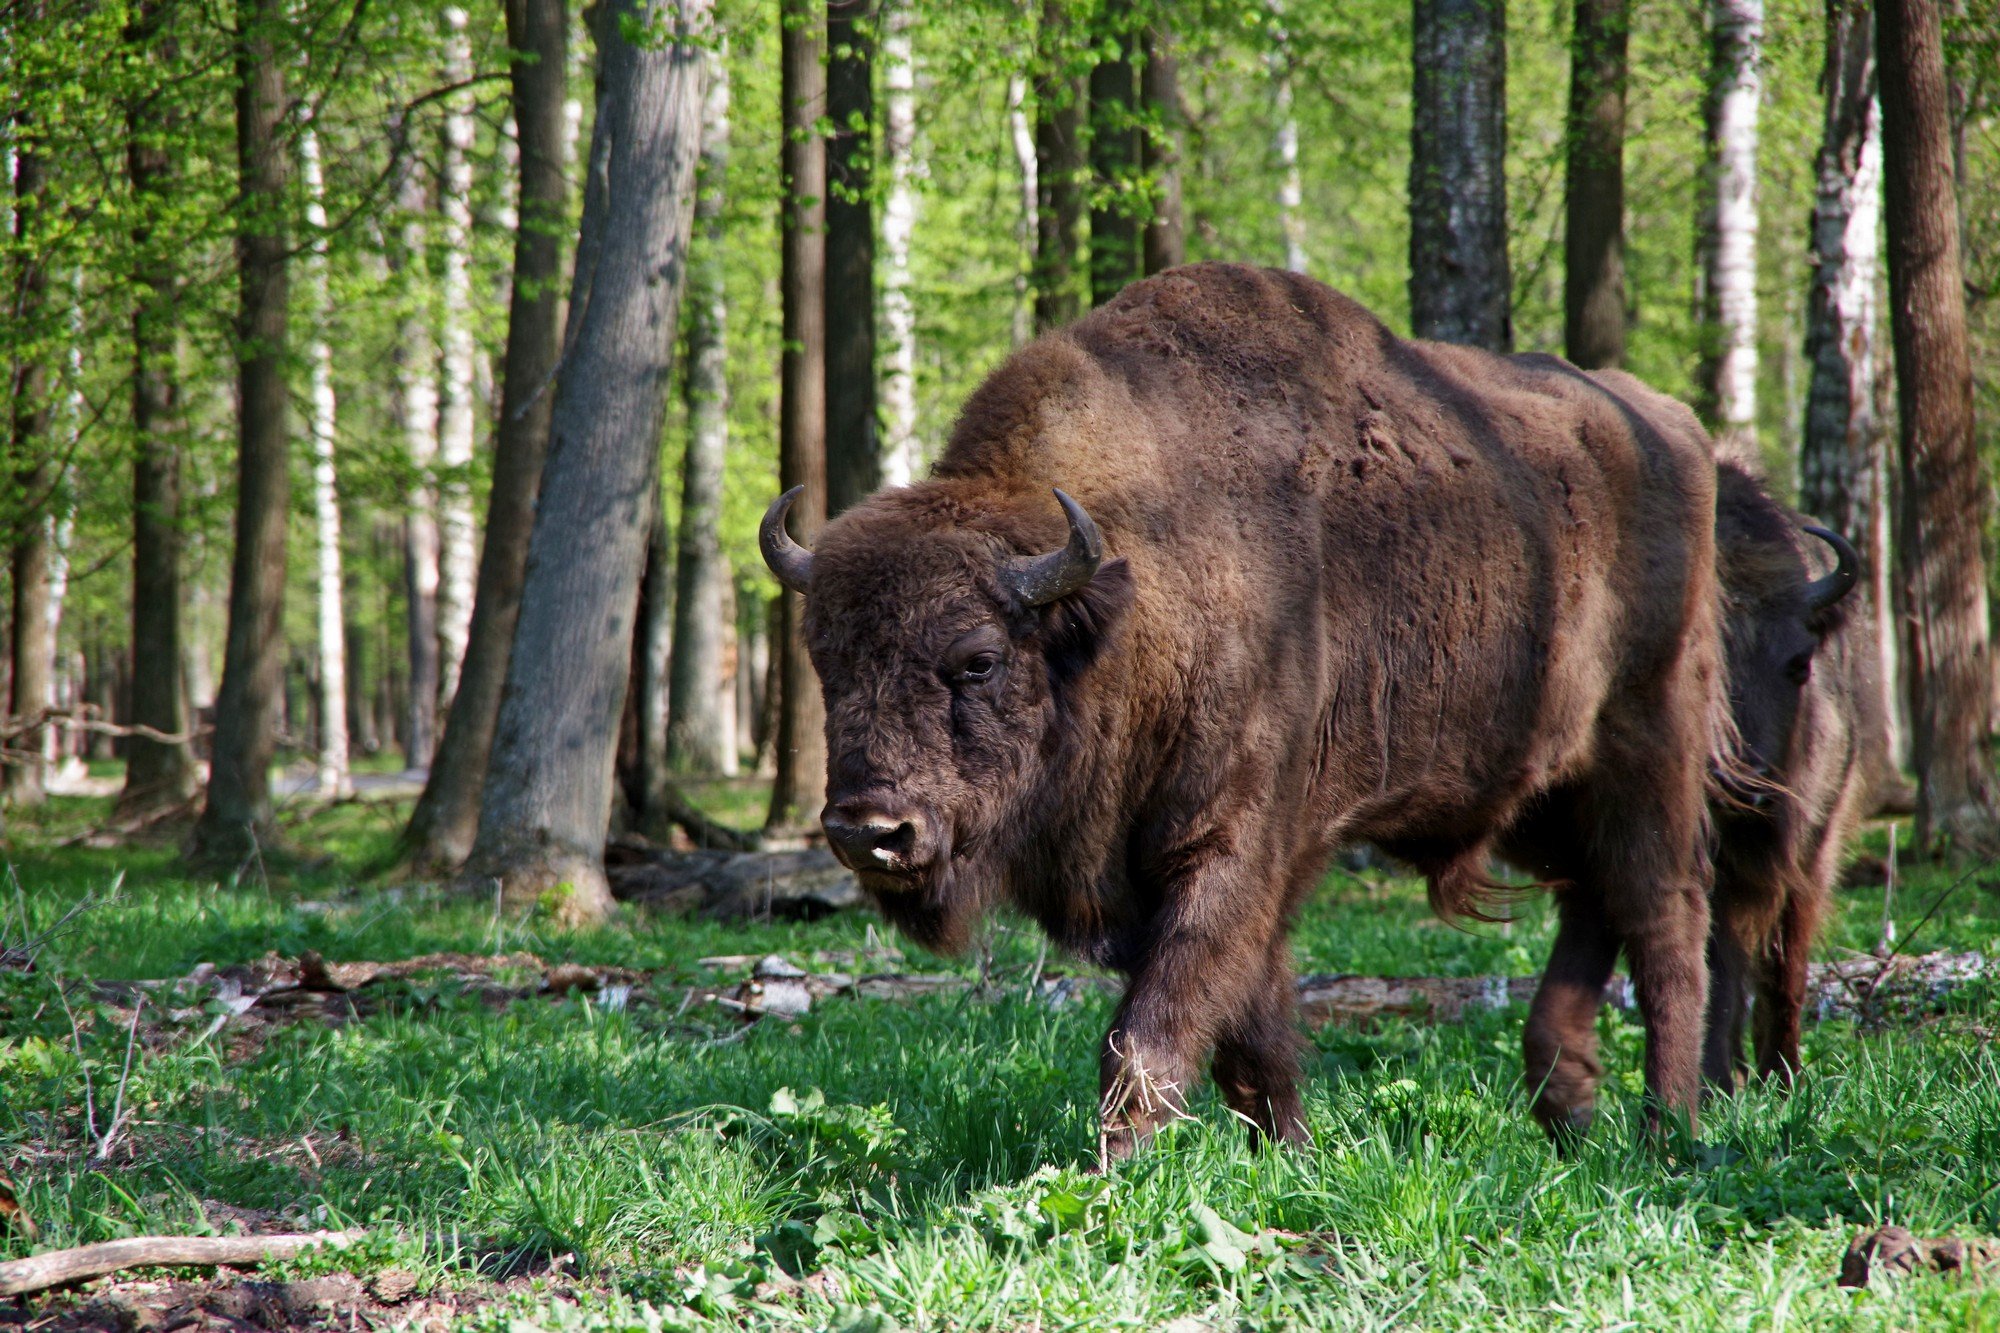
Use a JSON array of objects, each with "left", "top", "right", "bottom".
[
  {"left": 766, "top": 264, "right": 1731, "bottom": 1157},
  {"left": 1703, "top": 460, "right": 1866, "bottom": 1090}
]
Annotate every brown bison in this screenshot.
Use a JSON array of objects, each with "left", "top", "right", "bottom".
[
  {"left": 1704, "top": 459, "right": 1866, "bottom": 1088},
  {"left": 762, "top": 263, "right": 1729, "bottom": 1156}
]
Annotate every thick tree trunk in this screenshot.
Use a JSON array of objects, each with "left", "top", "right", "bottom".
[
  {"left": 666, "top": 45, "right": 737, "bottom": 777},
  {"left": 392, "top": 160, "right": 441, "bottom": 771},
  {"left": 1088, "top": 0, "right": 1141, "bottom": 306},
  {"left": 1878, "top": 0, "right": 1994, "bottom": 852},
  {"left": 1008, "top": 74, "right": 1037, "bottom": 345},
  {"left": 1563, "top": 0, "right": 1627, "bottom": 369},
  {"left": 191, "top": 0, "right": 289, "bottom": 862},
  {"left": 401, "top": 0, "right": 570, "bottom": 872},
  {"left": 1033, "top": 0, "right": 1085, "bottom": 332},
  {"left": 1695, "top": 0, "right": 1764, "bottom": 448},
  {"left": 460, "top": 0, "right": 708, "bottom": 921},
  {"left": 1797, "top": 0, "right": 1907, "bottom": 805},
  {"left": 879, "top": 2, "right": 920, "bottom": 478},
  {"left": 825, "top": 0, "right": 878, "bottom": 516},
  {"left": 766, "top": 0, "right": 830, "bottom": 834},
  {"left": 1269, "top": 0, "right": 1307, "bottom": 274},
  {"left": 299, "top": 119, "right": 351, "bottom": 799},
  {"left": 1140, "top": 20, "right": 1184, "bottom": 274},
  {"left": 5, "top": 143, "right": 51, "bottom": 808},
  {"left": 434, "top": 6, "right": 480, "bottom": 711},
  {"left": 634, "top": 495, "right": 673, "bottom": 825},
  {"left": 120, "top": 0, "right": 199, "bottom": 815},
  {"left": 1408, "top": 0, "right": 1511, "bottom": 350}
]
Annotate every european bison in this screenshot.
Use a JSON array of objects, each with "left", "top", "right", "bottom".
[
  {"left": 1704, "top": 459, "right": 1866, "bottom": 1087},
  {"left": 763, "top": 264, "right": 1729, "bottom": 1155}
]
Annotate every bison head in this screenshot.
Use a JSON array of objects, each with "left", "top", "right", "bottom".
[
  {"left": 761, "top": 485, "right": 1133, "bottom": 951},
  {"left": 1721, "top": 522, "right": 1858, "bottom": 810}
]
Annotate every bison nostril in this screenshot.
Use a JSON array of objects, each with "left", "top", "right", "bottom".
[{"left": 823, "top": 802, "right": 926, "bottom": 875}]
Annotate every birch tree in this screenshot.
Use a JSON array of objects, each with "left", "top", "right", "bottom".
[
  {"left": 4, "top": 136, "right": 52, "bottom": 807},
  {"left": 880, "top": 0, "right": 920, "bottom": 478},
  {"left": 1269, "top": 0, "right": 1307, "bottom": 274},
  {"left": 1695, "top": 0, "right": 1764, "bottom": 448},
  {"left": 434, "top": 5, "right": 480, "bottom": 711},
  {"left": 394, "top": 161, "right": 441, "bottom": 770},
  {"left": 1007, "top": 73, "right": 1036, "bottom": 345},
  {"left": 299, "top": 112, "right": 351, "bottom": 798}
]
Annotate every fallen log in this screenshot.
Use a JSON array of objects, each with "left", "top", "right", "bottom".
[
  {"left": 605, "top": 843, "right": 863, "bottom": 921},
  {"left": 1840, "top": 1226, "right": 2000, "bottom": 1288},
  {"left": 0, "top": 1231, "right": 362, "bottom": 1298}
]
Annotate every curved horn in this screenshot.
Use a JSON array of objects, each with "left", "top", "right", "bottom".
[
  {"left": 760, "top": 486, "right": 814, "bottom": 595},
  {"left": 1002, "top": 489, "right": 1105, "bottom": 607},
  {"left": 1802, "top": 524, "right": 1859, "bottom": 613}
]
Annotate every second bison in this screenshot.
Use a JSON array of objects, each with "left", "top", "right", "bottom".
[{"left": 764, "top": 264, "right": 1730, "bottom": 1154}]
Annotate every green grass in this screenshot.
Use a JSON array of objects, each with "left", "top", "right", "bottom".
[{"left": 4, "top": 792, "right": 2000, "bottom": 1330}]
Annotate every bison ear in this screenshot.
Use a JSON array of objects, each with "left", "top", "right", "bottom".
[{"left": 1039, "top": 556, "right": 1134, "bottom": 688}]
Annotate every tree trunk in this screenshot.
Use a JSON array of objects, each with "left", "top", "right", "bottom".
[
  {"left": 1878, "top": 0, "right": 1994, "bottom": 852},
  {"left": 1563, "top": 0, "right": 1627, "bottom": 368},
  {"left": 1694, "top": 0, "right": 1764, "bottom": 448},
  {"left": 766, "top": 0, "right": 830, "bottom": 834},
  {"left": 1140, "top": 19, "right": 1184, "bottom": 274},
  {"left": 401, "top": 0, "right": 570, "bottom": 872},
  {"left": 635, "top": 494, "right": 673, "bottom": 825},
  {"left": 1088, "top": 0, "right": 1141, "bottom": 306},
  {"left": 5, "top": 140, "right": 52, "bottom": 808},
  {"left": 666, "top": 44, "right": 737, "bottom": 777},
  {"left": 392, "top": 158, "right": 441, "bottom": 771},
  {"left": 299, "top": 118, "right": 351, "bottom": 799},
  {"left": 434, "top": 5, "right": 480, "bottom": 712},
  {"left": 1008, "top": 74, "right": 1037, "bottom": 345},
  {"left": 460, "top": 0, "right": 709, "bottom": 921},
  {"left": 879, "top": 2, "right": 920, "bottom": 478},
  {"left": 826, "top": 0, "right": 878, "bottom": 516},
  {"left": 119, "top": 0, "right": 199, "bottom": 815},
  {"left": 193, "top": 0, "right": 290, "bottom": 862},
  {"left": 1408, "top": 0, "right": 1511, "bottom": 350},
  {"left": 1269, "top": 0, "right": 1308, "bottom": 274},
  {"left": 1033, "top": 0, "right": 1086, "bottom": 332},
  {"left": 1797, "top": 0, "right": 1907, "bottom": 806}
]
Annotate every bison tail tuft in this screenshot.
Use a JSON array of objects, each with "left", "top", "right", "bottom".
[{"left": 1425, "top": 845, "right": 1534, "bottom": 926}]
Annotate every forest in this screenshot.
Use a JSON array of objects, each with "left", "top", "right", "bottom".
[{"left": 2, "top": 0, "right": 2000, "bottom": 1329}]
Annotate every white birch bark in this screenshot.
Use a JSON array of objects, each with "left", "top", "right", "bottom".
[
  {"left": 1269, "top": 0, "right": 1307, "bottom": 274},
  {"left": 878, "top": 0, "right": 920, "bottom": 485},
  {"left": 299, "top": 119, "right": 350, "bottom": 796},
  {"left": 395, "top": 162, "right": 442, "bottom": 769},
  {"left": 1700, "top": 0, "right": 1763, "bottom": 446},
  {"left": 435, "top": 5, "right": 480, "bottom": 710},
  {"left": 1008, "top": 73, "right": 1037, "bottom": 347}
]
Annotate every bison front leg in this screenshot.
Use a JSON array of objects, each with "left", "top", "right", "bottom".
[
  {"left": 1617, "top": 878, "right": 1710, "bottom": 1138},
  {"left": 1751, "top": 888, "right": 1815, "bottom": 1086},
  {"left": 1211, "top": 937, "right": 1310, "bottom": 1147},
  {"left": 1523, "top": 892, "right": 1620, "bottom": 1143},
  {"left": 1098, "top": 872, "right": 1279, "bottom": 1164}
]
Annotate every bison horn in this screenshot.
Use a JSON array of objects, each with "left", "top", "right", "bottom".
[
  {"left": 760, "top": 486, "right": 814, "bottom": 595},
  {"left": 1002, "top": 488, "right": 1105, "bottom": 607},
  {"left": 1802, "top": 524, "right": 1859, "bottom": 613}
]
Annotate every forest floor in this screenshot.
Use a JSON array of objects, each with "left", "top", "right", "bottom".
[{"left": 3, "top": 787, "right": 2000, "bottom": 1330}]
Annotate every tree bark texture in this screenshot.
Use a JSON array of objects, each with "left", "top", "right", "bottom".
[
  {"left": 120, "top": 0, "right": 199, "bottom": 814},
  {"left": 392, "top": 156, "right": 441, "bottom": 771},
  {"left": 434, "top": 6, "right": 480, "bottom": 712},
  {"left": 1797, "top": 0, "right": 1905, "bottom": 800},
  {"left": 1695, "top": 0, "right": 1764, "bottom": 448},
  {"left": 667, "top": 45, "right": 738, "bottom": 777},
  {"left": 300, "top": 119, "right": 351, "bottom": 799},
  {"left": 1408, "top": 0, "right": 1511, "bottom": 350},
  {"left": 462, "top": 0, "right": 708, "bottom": 921},
  {"left": 5, "top": 141, "right": 52, "bottom": 807},
  {"left": 767, "top": 0, "right": 830, "bottom": 833},
  {"left": 1088, "top": 0, "right": 1141, "bottom": 306},
  {"left": 1140, "top": 19, "right": 1184, "bottom": 274},
  {"left": 1563, "top": 0, "right": 1627, "bottom": 368},
  {"left": 826, "top": 0, "right": 879, "bottom": 516},
  {"left": 878, "top": 0, "right": 920, "bottom": 481},
  {"left": 1269, "top": 0, "right": 1307, "bottom": 274},
  {"left": 192, "top": 0, "right": 289, "bottom": 861},
  {"left": 1878, "top": 0, "right": 1994, "bottom": 851},
  {"left": 403, "top": 0, "right": 570, "bottom": 872},
  {"left": 1033, "top": 0, "right": 1086, "bottom": 332}
]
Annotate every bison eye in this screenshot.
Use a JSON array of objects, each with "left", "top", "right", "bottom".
[
  {"left": 956, "top": 654, "right": 999, "bottom": 684},
  {"left": 1785, "top": 652, "right": 1813, "bottom": 685}
]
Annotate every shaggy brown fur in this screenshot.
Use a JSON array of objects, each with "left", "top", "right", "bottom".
[
  {"left": 1703, "top": 460, "right": 1867, "bottom": 1087},
  {"left": 778, "top": 264, "right": 1729, "bottom": 1155}
]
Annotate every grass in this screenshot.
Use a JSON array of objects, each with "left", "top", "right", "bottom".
[{"left": 4, "top": 791, "right": 2000, "bottom": 1330}]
